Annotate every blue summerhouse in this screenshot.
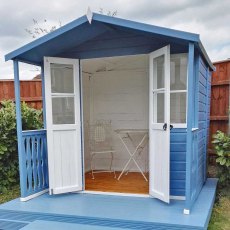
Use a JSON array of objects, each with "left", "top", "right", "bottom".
[{"left": 1, "top": 11, "right": 217, "bottom": 230}]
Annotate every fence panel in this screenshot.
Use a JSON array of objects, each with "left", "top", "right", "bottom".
[
  {"left": 0, "top": 80, "right": 42, "bottom": 109},
  {"left": 209, "top": 60, "right": 230, "bottom": 155}
]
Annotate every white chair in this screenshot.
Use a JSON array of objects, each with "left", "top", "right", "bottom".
[{"left": 89, "top": 121, "right": 116, "bottom": 179}]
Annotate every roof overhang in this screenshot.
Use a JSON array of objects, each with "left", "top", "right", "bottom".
[{"left": 5, "top": 12, "right": 214, "bottom": 70}]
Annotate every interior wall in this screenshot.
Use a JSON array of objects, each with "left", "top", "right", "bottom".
[
  {"left": 82, "top": 55, "right": 149, "bottom": 173},
  {"left": 82, "top": 72, "right": 91, "bottom": 172}
]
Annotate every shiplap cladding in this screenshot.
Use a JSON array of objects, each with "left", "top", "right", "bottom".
[
  {"left": 197, "top": 56, "right": 211, "bottom": 195},
  {"left": 170, "top": 129, "right": 186, "bottom": 196}
]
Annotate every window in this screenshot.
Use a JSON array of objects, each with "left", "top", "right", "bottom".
[
  {"left": 50, "top": 63, "right": 75, "bottom": 124},
  {"left": 170, "top": 54, "right": 187, "bottom": 125}
]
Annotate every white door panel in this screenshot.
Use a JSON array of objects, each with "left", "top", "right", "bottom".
[
  {"left": 149, "top": 46, "right": 170, "bottom": 203},
  {"left": 44, "top": 57, "right": 82, "bottom": 195}
]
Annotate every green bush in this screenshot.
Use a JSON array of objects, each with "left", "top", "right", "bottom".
[
  {"left": 0, "top": 100, "right": 43, "bottom": 193},
  {"left": 212, "top": 130, "right": 230, "bottom": 187}
]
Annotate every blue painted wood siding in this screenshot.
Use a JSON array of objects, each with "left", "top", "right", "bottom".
[
  {"left": 185, "top": 53, "right": 211, "bottom": 211},
  {"left": 21, "top": 130, "right": 49, "bottom": 198},
  {"left": 170, "top": 129, "right": 186, "bottom": 196},
  {"left": 204, "top": 68, "right": 212, "bottom": 181},
  {"left": 197, "top": 57, "right": 211, "bottom": 190}
]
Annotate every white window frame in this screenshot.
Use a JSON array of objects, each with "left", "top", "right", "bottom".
[{"left": 50, "top": 63, "right": 77, "bottom": 126}]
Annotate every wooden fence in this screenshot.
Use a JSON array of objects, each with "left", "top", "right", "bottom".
[
  {"left": 208, "top": 60, "right": 230, "bottom": 155},
  {"left": 0, "top": 80, "right": 42, "bottom": 109}
]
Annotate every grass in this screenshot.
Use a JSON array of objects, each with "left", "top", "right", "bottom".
[
  {"left": 208, "top": 164, "right": 230, "bottom": 230},
  {"left": 0, "top": 185, "right": 20, "bottom": 205},
  {"left": 208, "top": 187, "right": 230, "bottom": 230}
]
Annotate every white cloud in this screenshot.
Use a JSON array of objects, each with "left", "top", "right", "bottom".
[{"left": 0, "top": 0, "right": 229, "bottom": 79}]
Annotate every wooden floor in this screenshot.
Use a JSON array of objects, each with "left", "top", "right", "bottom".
[{"left": 85, "top": 171, "right": 149, "bottom": 194}]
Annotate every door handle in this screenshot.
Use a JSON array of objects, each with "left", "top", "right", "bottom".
[
  {"left": 170, "top": 124, "right": 173, "bottom": 130},
  {"left": 163, "top": 123, "right": 167, "bottom": 131}
]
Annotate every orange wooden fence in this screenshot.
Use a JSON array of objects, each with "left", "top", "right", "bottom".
[
  {"left": 0, "top": 80, "right": 42, "bottom": 109},
  {"left": 208, "top": 60, "right": 230, "bottom": 155}
]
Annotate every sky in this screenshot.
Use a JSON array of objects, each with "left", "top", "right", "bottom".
[{"left": 0, "top": 0, "right": 229, "bottom": 80}]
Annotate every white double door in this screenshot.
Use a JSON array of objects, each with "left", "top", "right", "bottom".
[{"left": 44, "top": 45, "right": 170, "bottom": 202}]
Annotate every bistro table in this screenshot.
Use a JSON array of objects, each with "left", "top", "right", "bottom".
[{"left": 114, "top": 129, "right": 149, "bottom": 181}]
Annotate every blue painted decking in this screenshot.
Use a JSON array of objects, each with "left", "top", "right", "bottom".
[
  {"left": 20, "top": 220, "right": 126, "bottom": 230},
  {"left": 0, "top": 178, "right": 217, "bottom": 230}
]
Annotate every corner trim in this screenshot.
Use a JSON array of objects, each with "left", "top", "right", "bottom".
[
  {"left": 20, "top": 189, "right": 49, "bottom": 202},
  {"left": 183, "top": 209, "right": 190, "bottom": 215}
]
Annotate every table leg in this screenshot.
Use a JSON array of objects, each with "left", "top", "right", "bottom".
[
  {"left": 132, "top": 158, "right": 148, "bottom": 181},
  {"left": 125, "top": 134, "right": 148, "bottom": 178},
  {"left": 116, "top": 132, "right": 148, "bottom": 181},
  {"left": 117, "top": 157, "right": 132, "bottom": 180}
]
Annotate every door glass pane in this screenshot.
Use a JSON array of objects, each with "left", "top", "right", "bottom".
[
  {"left": 51, "top": 64, "right": 74, "bottom": 93},
  {"left": 170, "top": 55, "right": 187, "bottom": 90},
  {"left": 157, "top": 92, "right": 164, "bottom": 123},
  {"left": 52, "top": 97, "right": 75, "bottom": 124},
  {"left": 153, "top": 55, "right": 164, "bottom": 89},
  {"left": 170, "top": 92, "right": 186, "bottom": 123}
]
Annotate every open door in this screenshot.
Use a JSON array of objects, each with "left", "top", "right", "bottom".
[
  {"left": 149, "top": 46, "right": 170, "bottom": 203},
  {"left": 44, "top": 57, "right": 82, "bottom": 195}
]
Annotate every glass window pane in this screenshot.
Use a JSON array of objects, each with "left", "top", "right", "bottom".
[
  {"left": 153, "top": 55, "right": 164, "bottom": 89},
  {"left": 157, "top": 93, "right": 164, "bottom": 123},
  {"left": 170, "top": 92, "right": 186, "bottom": 123},
  {"left": 170, "top": 55, "right": 187, "bottom": 90},
  {"left": 51, "top": 64, "right": 74, "bottom": 93},
  {"left": 52, "top": 97, "right": 75, "bottom": 124}
]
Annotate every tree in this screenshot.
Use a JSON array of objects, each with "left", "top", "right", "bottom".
[
  {"left": 25, "top": 18, "right": 62, "bottom": 39},
  {"left": 99, "top": 8, "right": 117, "bottom": 17},
  {"left": 25, "top": 8, "right": 117, "bottom": 39}
]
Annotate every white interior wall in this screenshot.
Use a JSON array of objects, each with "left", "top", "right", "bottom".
[
  {"left": 82, "top": 72, "right": 91, "bottom": 172},
  {"left": 82, "top": 55, "right": 149, "bottom": 173}
]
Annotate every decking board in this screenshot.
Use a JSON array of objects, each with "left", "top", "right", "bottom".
[{"left": 0, "top": 178, "right": 217, "bottom": 230}]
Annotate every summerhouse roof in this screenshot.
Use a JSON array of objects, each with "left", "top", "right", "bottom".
[{"left": 5, "top": 12, "right": 214, "bottom": 70}]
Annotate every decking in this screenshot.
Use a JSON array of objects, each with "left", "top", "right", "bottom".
[{"left": 0, "top": 178, "right": 217, "bottom": 230}]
